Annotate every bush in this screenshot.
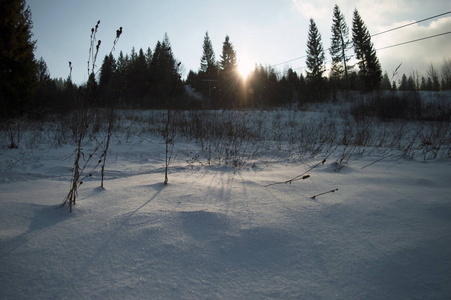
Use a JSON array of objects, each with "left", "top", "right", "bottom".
[{"left": 351, "top": 91, "right": 422, "bottom": 121}]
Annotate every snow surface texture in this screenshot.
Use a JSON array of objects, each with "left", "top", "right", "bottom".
[{"left": 1, "top": 108, "right": 451, "bottom": 299}]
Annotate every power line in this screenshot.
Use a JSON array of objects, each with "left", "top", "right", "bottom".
[
  {"left": 371, "top": 11, "right": 451, "bottom": 37},
  {"left": 273, "top": 55, "right": 307, "bottom": 67},
  {"left": 376, "top": 30, "right": 451, "bottom": 51},
  {"left": 271, "top": 10, "right": 451, "bottom": 69},
  {"left": 281, "top": 30, "right": 451, "bottom": 75}
]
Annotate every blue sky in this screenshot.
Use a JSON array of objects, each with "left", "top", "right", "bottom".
[{"left": 28, "top": 0, "right": 451, "bottom": 85}]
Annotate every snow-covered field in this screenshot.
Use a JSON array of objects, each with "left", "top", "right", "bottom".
[{"left": 1, "top": 103, "right": 451, "bottom": 299}]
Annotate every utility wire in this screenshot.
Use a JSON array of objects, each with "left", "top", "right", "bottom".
[
  {"left": 376, "top": 31, "right": 451, "bottom": 51},
  {"left": 371, "top": 11, "right": 451, "bottom": 37},
  {"left": 271, "top": 10, "right": 451, "bottom": 69},
  {"left": 279, "top": 30, "right": 451, "bottom": 74},
  {"left": 273, "top": 55, "right": 307, "bottom": 67}
]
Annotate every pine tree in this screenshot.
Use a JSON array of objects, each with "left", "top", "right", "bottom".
[
  {"left": 399, "top": 74, "right": 408, "bottom": 91},
  {"left": 306, "top": 18, "right": 326, "bottom": 99},
  {"left": 34, "top": 57, "right": 59, "bottom": 109},
  {"left": 380, "top": 72, "right": 391, "bottom": 90},
  {"left": 219, "top": 35, "right": 237, "bottom": 73},
  {"left": 392, "top": 81, "right": 397, "bottom": 90},
  {"left": 99, "top": 53, "right": 116, "bottom": 89},
  {"left": 420, "top": 76, "right": 427, "bottom": 90},
  {"left": 428, "top": 63, "right": 441, "bottom": 91},
  {"left": 87, "top": 71, "right": 98, "bottom": 100},
  {"left": 134, "top": 48, "right": 149, "bottom": 101},
  {"left": 200, "top": 31, "right": 218, "bottom": 77},
  {"left": 330, "top": 5, "right": 352, "bottom": 87},
  {"left": 306, "top": 19, "right": 325, "bottom": 82},
  {"left": 426, "top": 77, "right": 433, "bottom": 91},
  {"left": 407, "top": 75, "right": 416, "bottom": 91},
  {"left": 286, "top": 68, "right": 300, "bottom": 104},
  {"left": 0, "top": 0, "right": 38, "bottom": 118},
  {"left": 219, "top": 35, "right": 238, "bottom": 107},
  {"left": 148, "top": 33, "right": 182, "bottom": 107},
  {"left": 149, "top": 41, "right": 165, "bottom": 105},
  {"left": 115, "top": 51, "right": 127, "bottom": 103},
  {"left": 198, "top": 32, "right": 219, "bottom": 107},
  {"left": 352, "top": 9, "right": 382, "bottom": 91},
  {"left": 117, "top": 51, "right": 127, "bottom": 75},
  {"left": 36, "top": 57, "right": 50, "bottom": 83},
  {"left": 145, "top": 47, "right": 153, "bottom": 69}
]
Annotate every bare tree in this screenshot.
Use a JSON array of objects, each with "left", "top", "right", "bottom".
[
  {"left": 441, "top": 58, "right": 451, "bottom": 90},
  {"left": 427, "top": 63, "right": 441, "bottom": 91}
]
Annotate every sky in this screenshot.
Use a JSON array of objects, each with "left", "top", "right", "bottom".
[{"left": 27, "top": 0, "right": 451, "bottom": 85}]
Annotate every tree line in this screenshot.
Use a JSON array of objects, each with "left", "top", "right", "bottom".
[{"left": 2, "top": 0, "right": 451, "bottom": 118}]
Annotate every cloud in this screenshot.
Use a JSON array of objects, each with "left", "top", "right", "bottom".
[
  {"left": 291, "top": 0, "right": 450, "bottom": 76},
  {"left": 374, "top": 17, "right": 451, "bottom": 77},
  {"left": 291, "top": 0, "right": 333, "bottom": 21},
  {"left": 291, "top": 0, "right": 418, "bottom": 28},
  {"left": 354, "top": 0, "right": 419, "bottom": 28}
]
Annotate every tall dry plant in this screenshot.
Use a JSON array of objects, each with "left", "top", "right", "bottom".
[
  {"left": 100, "top": 26, "right": 122, "bottom": 188},
  {"left": 61, "top": 21, "right": 122, "bottom": 211},
  {"left": 162, "top": 48, "right": 181, "bottom": 185}
]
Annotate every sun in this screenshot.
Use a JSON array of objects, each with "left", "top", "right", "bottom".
[{"left": 237, "top": 55, "right": 254, "bottom": 79}]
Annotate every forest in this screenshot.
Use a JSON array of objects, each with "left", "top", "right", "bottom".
[{"left": 2, "top": 1, "right": 450, "bottom": 119}]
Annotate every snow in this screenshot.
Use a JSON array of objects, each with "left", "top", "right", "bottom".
[{"left": 1, "top": 106, "right": 451, "bottom": 299}]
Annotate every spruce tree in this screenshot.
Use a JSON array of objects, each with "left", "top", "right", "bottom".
[
  {"left": 420, "top": 76, "right": 427, "bottom": 91},
  {"left": 286, "top": 68, "right": 300, "bottom": 104},
  {"left": 145, "top": 47, "right": 153, "bottom": 69},
  {"left": 99, "top": 53, "right": 116, "bottom": 89},
  {"left": 427, "top": 63, "right": 441, "bottom": 91},
  {"left": 406, "top": 75, "right": 416, "bottom": 91},
  {"left": 117, "top": 51, "right": 127, "bottom": 75},
  {"left": 36, "top": 57, "right": 50, "bottom": 83},
  {"left": 0, "top": 0, "right": 38, "bottom": 117},
  {"left": 34, "top": 57, "right": 59, "bottom": 109},
  {"left": 200, "top": 31, "right": 218, "bottom": 77},
  {"left": 148, "top": 33, "right": 182, "bottom": 107},
  {"left": 330, "top": 4, "right": 352, "bottom": 87},
  {"left": 135, "top": 48, "right": 148, "bottom": 101},
  {"left": 380, "top": 72, "right": 391, "bottom": 90},
  {"left": 219, "top": 35, "right": 237, "bottom": 73},
  {"left": 352, "top": 9, "right": 382, "bottom": 91},
  {"left": 306, "top": 19, "right": 325, "bottom": 82},
  {"left": 399, "top": 74, "right": 408, "bottom": 91},
  {"left": 199, "top": 32, "right": 219, "bottom": 107},
  {"left": 219, "top": 35, "right": 238, "bottom": 107},
  {"left": 306, "top": 18, "right": 326, "bottom": 99}
]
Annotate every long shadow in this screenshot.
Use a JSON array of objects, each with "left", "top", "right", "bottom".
[
  {"left": 122, "top": 182, "right": 165, "bottom": 221},
  {"left": 0, "top": 203, "right": 67, "bottom": 260},
  {"left": 77, "top": 183, "right": 165, "bottom": 270}
]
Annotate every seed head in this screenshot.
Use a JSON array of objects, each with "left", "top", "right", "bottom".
[{"left": 116, "top": 27, "right": 123, "bottom": 38}]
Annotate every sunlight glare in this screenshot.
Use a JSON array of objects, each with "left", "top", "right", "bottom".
[{"left": 237, "top": 55, "right": 254, "bottom": 79}]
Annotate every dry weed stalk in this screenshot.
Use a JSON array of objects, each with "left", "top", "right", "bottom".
[
  {"left": 264, "top": 144, "right": 338, "bottom": 187},
  {"left": 311, "top": 189, "right": 338, "bottom": 199},
  {"left": 100, "top": 27, "right": 122, "bottom": 188},
  {"left": 61, "top": 21, "right": 122, "bottom": 211}
]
